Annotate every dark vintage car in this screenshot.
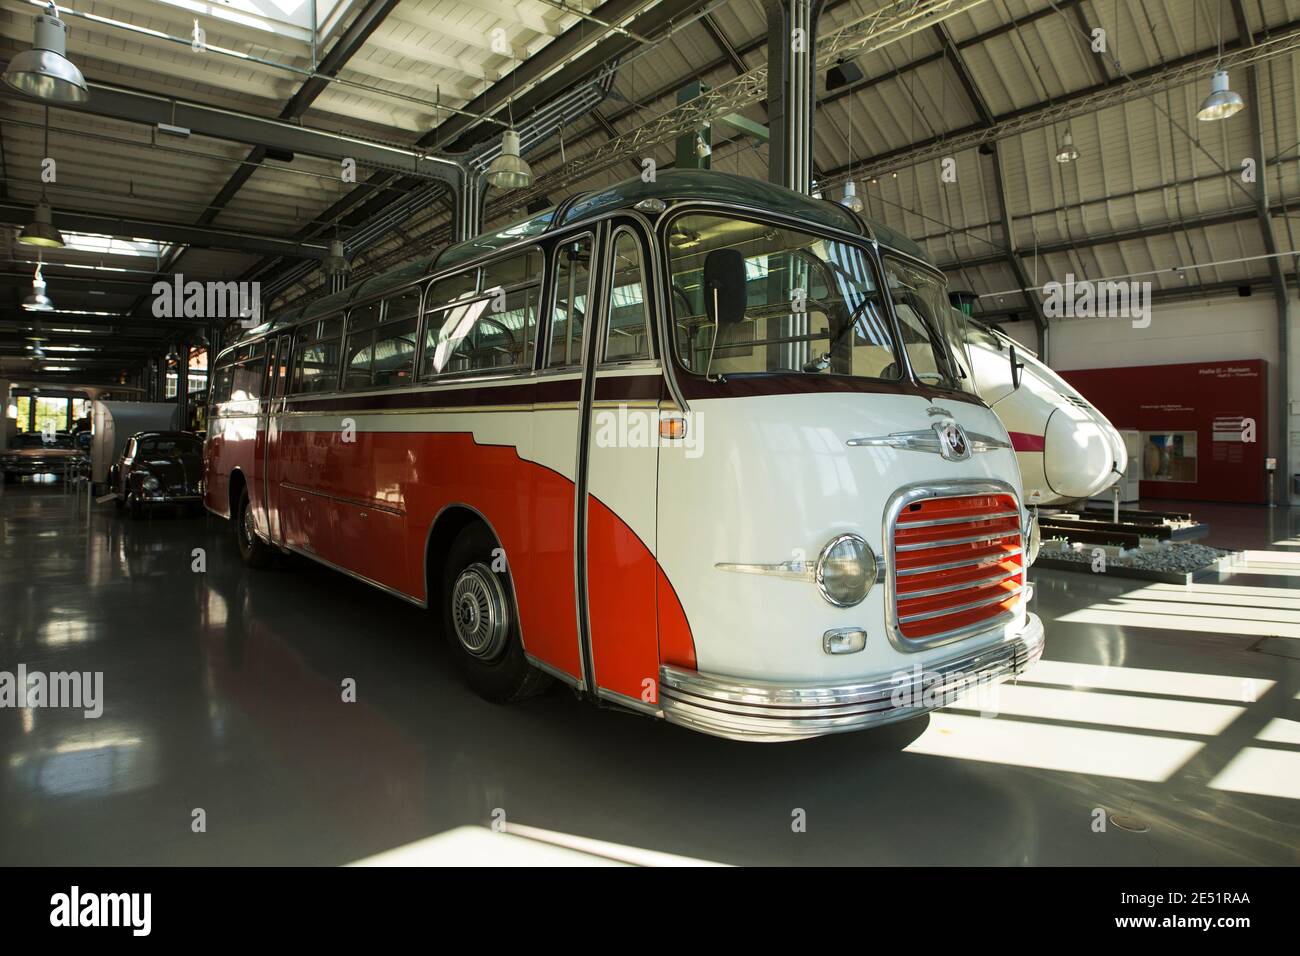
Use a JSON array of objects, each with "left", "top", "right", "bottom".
[
  {"left": 1, "top": 432, "right": 89, "bottom": 482},
  {"left": 109, "top": 431, "right": 204, "bottom": 517}
]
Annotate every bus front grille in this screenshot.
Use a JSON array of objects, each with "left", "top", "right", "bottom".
[{"left": 892, "top": 493, "right": 1025, "bottom": 644}]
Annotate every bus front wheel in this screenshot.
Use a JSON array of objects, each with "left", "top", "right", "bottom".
[
  {"left": 235, "top": 487, "right": 273, "bottom": 569},
  {"left": 441, "top": 522, "right": 550, "bottom": 704}
]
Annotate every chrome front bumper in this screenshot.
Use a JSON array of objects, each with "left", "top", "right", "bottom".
[{"left": 659, "top": 613, "right": 1045, "bottom": 742}]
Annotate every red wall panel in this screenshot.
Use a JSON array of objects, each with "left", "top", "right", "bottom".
[{"left": 1060, "top": 360, "right": 1269, "bottom": 505}]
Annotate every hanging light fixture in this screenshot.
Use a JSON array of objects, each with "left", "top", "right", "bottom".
[
  {"left": 323, "top": 238, "right": 348, "bottom": 276},
  {"left": 1197, "top": 2, "right": 1244, "bottom": 122},
  {"left": 485, "top": 129, "right": 533, "bottom": 189},
  {"left": 2, "top": 4, "right": 89, "bottom": 104},
  {"left": 840, "top": 180, "right": 864, "bottom": 213},
  {"left": 20, "top": 109, "right": 64, "bottom": 247},
  {"left": 19, "top": 197, "right": 64, "bottom": 249},
  {"left": 1055, "top": 129, "right": 1079, "bottom": 164},
  {"left": 1197, "top": 70, "right": 1244, "bottom": 121},
  {"left": 22, "top": 263, "right": 54, "bottom": 312}
]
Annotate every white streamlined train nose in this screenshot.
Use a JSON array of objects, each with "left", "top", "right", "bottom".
[{"left": 1042, "top": 405, "right": 1117, "bottom": 500}]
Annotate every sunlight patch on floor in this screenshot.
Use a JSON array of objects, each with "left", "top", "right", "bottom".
[
  {"left": 1208, "top": 748, "right": 1300, "bottom": 800},
  {"left": 947, "top": 683, "right": 1244, "bottom": 735},
  {"left": 1256, "top": 718, "right": 1300, "bottom": 746},
  {"left": 1018, "top": 659, "right": 1273, "bottom": 701},
  {"left": 905, "top": 713, "right": 1203, "bottom": 781},
  {"left": 1057, "top": 602, "right": 1300, "bottom": 638}
]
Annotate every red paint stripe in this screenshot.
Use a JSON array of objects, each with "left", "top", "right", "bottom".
[{"left": 1008, "top": 431, "right": 1046, "bottom": 452}]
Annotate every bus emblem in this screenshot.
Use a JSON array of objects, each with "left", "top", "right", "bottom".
[{"left": 935, "top": 421, "right": 971, "bottom": 462}]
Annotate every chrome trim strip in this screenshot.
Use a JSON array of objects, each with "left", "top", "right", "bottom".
[
  {"left": 882, "top": 479, "right": 1023, "bottom": 653},
  {"left": 525, "top": 653, "right": 583, "bottom": 690},
  {"left": 895, "top": 529, "right": 1020, "bottom": 552},
  {"left": 847, "top": 429, "right": 1011, "bottom": 453},
  {"left": 596, "top": 686, "right": 664, "bottom": 718},
  {"left": 898, "top": 585, "right": 1024, "bottom": 623},
  {"left": 282, "top": 542, "right": 426, "bottom": 608},
  {"left": 714, "top": 560, "right": 812, "bottom": 581},
  {"left": 898, "top": 509, "right": 1020, "bottom": 529},
  {"left": 658, "top": 613, "right": 1044, "bottom": 741},
  {"left": 894, "top": 547, "right": 1023, "bottom": 576},
  {"left": 716, "top": 558, "right": 887, "bottom": 585},
  {"left": 898, "top": 568, "right": 1022, "bottom": 600}
]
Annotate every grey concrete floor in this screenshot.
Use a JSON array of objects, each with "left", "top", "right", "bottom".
[{"left": 1, "top": 480, "right": 1297, "bottom": 865}]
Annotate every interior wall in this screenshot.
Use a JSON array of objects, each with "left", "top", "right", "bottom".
[{"left": 1017, "top": 292, "right": 1294, "bottom": 505}]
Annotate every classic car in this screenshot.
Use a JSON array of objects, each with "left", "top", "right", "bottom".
[
  {"left": 109, "top": 431, "right": 205, "bottom": 517},
  {"left": 1, "top": 432, "right": 89, "bottom": 482}
]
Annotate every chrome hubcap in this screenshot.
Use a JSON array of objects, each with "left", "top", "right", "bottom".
[
  {"left": 240, "top": 504, "right": 253, "bottom": 547},
  {"left": 451, "top": 563, "right": 509, "bottom": 660}
]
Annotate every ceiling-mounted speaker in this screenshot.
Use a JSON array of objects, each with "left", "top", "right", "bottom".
[
  {"left": 826, "top": 57, "right": 864, "bottom": 91},
  {"left": 265, "top": 147, "right": 295, "bottom": 163}
]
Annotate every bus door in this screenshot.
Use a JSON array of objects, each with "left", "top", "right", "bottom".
[
  {"left": 261, "top": 332, "right": 292, "bottom": 544},
  {"left": 579, "top": 220, "right": 664, "bottom": 709}
]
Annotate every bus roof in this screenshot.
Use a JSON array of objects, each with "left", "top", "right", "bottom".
[{"left": 229, "top": 170, "right": 935, "bottom": 355}]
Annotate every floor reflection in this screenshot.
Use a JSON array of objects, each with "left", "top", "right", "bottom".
[{"left": 1, "top": 484, "right": 1297, "bottom": 865}]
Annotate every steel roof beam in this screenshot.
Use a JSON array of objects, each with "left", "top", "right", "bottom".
[{"left": 0, "top": 203, "right": 330, "bottom": 260}]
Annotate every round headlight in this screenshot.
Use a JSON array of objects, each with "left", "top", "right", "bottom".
[
  {"left": 815, "top": 533, "right": 876, "bottom": 607},
  {"left": 1025, "top": 509, "right": 1041, "bottom": 566},
  {"left": 143, "top": 476, "right": 160, "bottom": 492}
]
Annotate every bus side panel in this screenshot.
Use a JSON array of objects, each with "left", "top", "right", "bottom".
[
  {"left": 210, "top": 406, "right": 259, "bottom": 517},
  {"left": 203, "top": 414, "right": 229, "bottom": 516},
  {"left": 403, "top": 426, "right": 584, "bottom": 683},
  {"left": 317, "top": 428, "right": 409, "bottom": 591},
  {"left": 586, "top": 496, "right": 660, "bottom": 701}
]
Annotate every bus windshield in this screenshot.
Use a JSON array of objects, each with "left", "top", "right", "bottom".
[
  {"left": 667, "top": 214, "right": 901, "bottom": 381},
  {"left": 884, "top": 257, "right": 976, "bottom": 394}
]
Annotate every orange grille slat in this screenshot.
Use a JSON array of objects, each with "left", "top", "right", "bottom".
[{"left": 893, "top": 493, "right": 1024, "bottom": 642}]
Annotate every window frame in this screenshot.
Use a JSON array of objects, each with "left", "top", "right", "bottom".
[
  {"left": 658, "top": 207, "right": 903, "bottom": 384},
  {"left": 600, "top": 225, "right": 656, "bottom": 366},
  {"left": 544, "top": 229, "right": 596, "bottom": 372},
  {"left": 289, "top": 315, "right": 345, "bottom": 396},
  {"left": 417, "top": 245, "right": 544, "bottom": 382}
]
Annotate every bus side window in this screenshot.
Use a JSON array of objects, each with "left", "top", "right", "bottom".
[
  {"left": 603, "top": 230, "right": 653, "bottom": 363},
  {"left": 231, "top": 354, "right": 265, "bottom": 402},
  {"left": 423, "top": 255, "right": 539, "bottom": 377},
  {"left": 212, "top": 363, "right": 234, "bottom": 404},
  {"left": 291, "top": 319, "right": 343, "bottom": 394},
  {"left": 343, "top": 303, "right": 379, "bottom": 391},
  {"left": 371, "top": 290, "right": 419, "bottom": 388},
  {"left": 548, "top": 235, "right": 593, "bottom": 368}
]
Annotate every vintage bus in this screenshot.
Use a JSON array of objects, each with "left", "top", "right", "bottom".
[{"left": 204, "top": 169, "right": 1044, "bottom": 741}]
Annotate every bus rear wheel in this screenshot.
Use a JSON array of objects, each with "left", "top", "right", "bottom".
[
  {"left": 441, "top": 522, "right": 550, "bottom": 704},
  {"left": 235, "top": 487, "right": 273, "bottom": 569}
]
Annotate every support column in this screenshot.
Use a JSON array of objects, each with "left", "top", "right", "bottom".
[
  {"left": 1233, "top": 0, "right": 1293, "bottom": 502},
  {"left": 986, "top": 144, "right": 1049, "bottom": 361},
  {"left": 175, "top": 338, "right": 189, "bottom": 432},
  {"left": 764, "top": 0, "right": 824, "bottom": 194}
]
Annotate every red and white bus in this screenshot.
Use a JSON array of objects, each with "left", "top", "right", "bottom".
[{"left": 205, "top": 169, "right": 1044, "bottom": 741}]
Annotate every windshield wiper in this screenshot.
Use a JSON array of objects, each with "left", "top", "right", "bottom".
[{"left": 801, "top": 295, "right": 878, "bottom": 372}]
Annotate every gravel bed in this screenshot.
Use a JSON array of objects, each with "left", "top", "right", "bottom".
[{"left": 1039, "top": 541, "right": 1232, "bottom": 572}]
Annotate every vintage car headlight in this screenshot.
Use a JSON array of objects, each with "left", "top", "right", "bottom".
[
  {"left": 1024, "top": 509, "right": 1041, "bottom": 566},
  {"left": 142, "top": 476, "right": 161, "bottom": 492},
  {"left": 815, "top": 533, "right": 876, "bottom": 607}
]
